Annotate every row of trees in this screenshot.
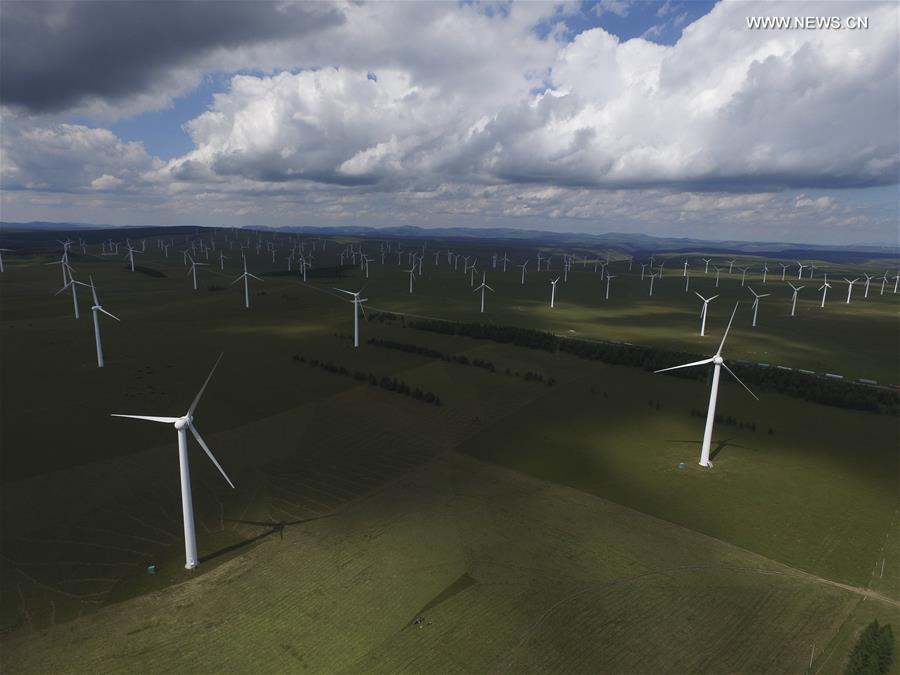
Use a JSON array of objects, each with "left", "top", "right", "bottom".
[
  {"left": 292, "top": 355, "right": 442, "bottom": 406},
  {"left": 689, "top": 408, "right": 761, "bottom": 432},
  {"left": 407, "top": 319, "right": 898, "bottom": 415},
  {"left": 366, "top": 338, "right": 554, "bottom": 386}
]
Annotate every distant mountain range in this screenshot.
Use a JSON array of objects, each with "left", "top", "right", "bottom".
[{"left": 2, "top": 221, "right": 897, "bottom": 261}]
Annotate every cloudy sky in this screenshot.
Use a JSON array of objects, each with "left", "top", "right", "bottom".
[{"left": 1, "top": 0, "right": 897, "bottom": 244}]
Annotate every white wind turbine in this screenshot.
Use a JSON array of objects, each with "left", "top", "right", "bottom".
[
  {"left": 727, "top": 259, "right": 736, "bottom": 274},
  {"left": 605, "top": 273, "right": 616, "bottom": 300},
  {"left": 123, "top": 242, "right": 142, "bottom": 272},
  {"left": 862, "top": 273, "right": 875, "bottom": 299},
  {"left": 738, "top": 266, "right": 751, "bottom": 287},
  {"left": 474, "top": 272, "right": 494, "bottom": 313},
  {"left": 86, "top": 276, "right": 119, "bottom": 367},
  {"left": 818, "top": 277, "right": 832, "bottom": 308},
  {"left": 796, "top": 261, "right": 807, "bottom": 279},
  {"left": 684, "top": 271, "right": 691, "bottom": 292},
  {"left": 405, "top": 265, "right": 416, "bottom": 294},
  {"left": 55, "top": 262, "right": 82, "bottom": 319},
  {"left": 655, "top": 303, "right": 757, "bottom": 468},
  {"left": 702, "top": 258, "right": 711, "bottom": 274},
  {"left": 713, "top": 266, "right": 722, "bottom": 288},
  {"left": 232, "top": 257, "right": 263, "bottom": 309},
  {"left": 111, "top": 354, "right": 235, "bottom": 570},
  {"left": 787, "top": 282, "right": 804, "bottom": 316},
  {"left": 695, "top": 292, "right": 718, "bottom": 336},
  {"left": 549, "top": 277, "right": 560, "bottom": 308},
  {"left": 517, "top": 260, "right": 528, "bottom": 285},
  {"left": 648, "top": 271, "right": 658, "bottom": 297},
  {"left": 761, "top": 264, "right": 769, "bottom": 284},
  {"left": 682, "top": 259, "right": 689, "bottom": 277},
  {"left": 747, "top": 287, "right": 770, "bottom": 327},
  {"left": 335, "top": 288, "right": 368, "bottom": 347},
  {"left": 778, "top": 263, "right": 789, "bottom": 281},
  {"left": 187, "top": 256, "right": 207, "bottom": 290},
  {"left": 844, "top": 277, "right": 859, "bottom": 304},
  {"left": 0, "top": 248, "right": 14, "bottom": 273}
]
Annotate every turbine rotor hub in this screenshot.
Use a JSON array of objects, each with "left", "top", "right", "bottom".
[
  {"left": 713, "top": 355, "right": 724, "bottom": 365},
  {"left": 175, "top": 415, "right": 192, "bottom": 430}
]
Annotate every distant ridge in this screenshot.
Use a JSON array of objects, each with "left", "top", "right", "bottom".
[{"left": 1, "top": 221, "right": 897, "bottom": 259}]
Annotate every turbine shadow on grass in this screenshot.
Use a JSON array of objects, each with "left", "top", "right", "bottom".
[
  {"left": 666, "top": 437, "right": 757, "bottom": 462},
  {"left": 200, "top": 513, "right": 338, "bottom": 563}
]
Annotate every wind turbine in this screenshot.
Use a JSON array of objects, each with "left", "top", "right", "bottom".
[
  {"left": 796, "top": 261, "right": 807, "bottom": 279},
  {"left": 654, "top": 303, "right": 757, "bottom": 468},
  {"left": 844, "top": 278, "right": 859, "bottom": 304},
  {"left": 787, "top": 282, "right": 804, "bottom": 316},
  {"left": 0, "top": 248, "right": 14, "bottom": 273},
  {"left": 778, "top": 263, "right": 789, "bottom": 281},
  {"left": 648, "top": 272, "right": 658, "bottom": 297},
  {"left": 405, "top": 266, "right": 416, "bottom": 294},
  {"left": 187, "top": 256, "right": 207, "bottom": 290},
  {"left": 738, "top": 266, "right": 751, "bottom": 287},
  {"left": 335, "top": 288, "right": 367, "bottom": 347},
  {"left": 712, "top": 266, "right": 722, "bottom": 288},
  {"left": 123, "top": 242, "right": 142, "bottom": 272},
  {"left": 818, "top": 278, "right": 832, "bottom": 308},
  {"left": 605, "top": 273, "right": 616, "bottom": 300},
  {"left": 702, "top": 258, "right": 711, "bottom": 274},
  {"left": 682, "top": 259, "right": 689, "bottom": 277},
  {"left": 474, "top": 272, "right": 494, "bottom": 313},
  {"left": 549, "top": 277, "right": 560, "bottom": 308},
  {"left": 747, "top": 287, "right": 770, "bottom": 327},
  {"left": 55, "top": 263, "right": 82, "bottom": 319},
  {"left": 727, "top": 259, "right": 736, "bottom": 274},
  {"left": 85, "top": 276, "right": 119, "bottom": 367},
  {"left": 111, "top": 354, "right": 235, "bottom": 570},
  {"left": 695, "top": 292, "right": 718, "bottom": 336},
  {"left": 862, "top": 273, "right": 875, "bottom": 299},
  {"left": 231, "top": 257, "right": 263, "bottom": 309},
  {"left": 684, "top": 271, "right": 691, "bottom": 292},
  {"left": 761, "top": 264, "right": 769, "bottom": 284},
  {"left": 500, "top": 253, "right": 510, "bottom": 272},
  {"left": 517, "top": 260, "right": 528, "bottom": 285}
]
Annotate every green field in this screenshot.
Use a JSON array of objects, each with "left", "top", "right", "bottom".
[{"left": 1, "top": 231, "right": 897, "bottom": 673}]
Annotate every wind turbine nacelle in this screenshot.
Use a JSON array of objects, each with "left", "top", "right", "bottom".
[
  {"left": 713, "top": 355, "right": 724, "bottom": 365},
  {"left": 174, "top": 416, "right": 192, "bottom": 430}
]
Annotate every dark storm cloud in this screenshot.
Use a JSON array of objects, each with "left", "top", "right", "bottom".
[{"left": 0, "top": 1, "right": 345, "bottom": 113}]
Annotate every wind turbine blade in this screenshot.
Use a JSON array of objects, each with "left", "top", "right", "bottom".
[
  {"left": 485, "top": 285, "right": 494, "bottom": 291},
  {"left": 189, "top": 424, "right": 235, "bottom": 489},
  {"left": 230, "top": 275, "right": 244, "bottom": 285},
  {"left": 716, "top": 302, "right": 739, "bottom": 356},
  {"left": 722, "top": 363, "right": 759, "bottom": 400},
  {"left": 248, "top": 274, "right": 263, "bottom": 281},
  {"left": 110, "top": 414, "right": 179, "bottom": 423},
  {"left": 333, "top": 287, "right": 354, "bottom": 295},
  {"left": 54, "top": 283, "right": 71, "bottom": 296},
  {"left": 98, "top": 307, "right": 120, "bottom": 321},
  {"left": 654, "top": 357, "right": 715, "bottom": 374},
  {"left": 188, "top": 352, "right": 224, "bottom": 415}
]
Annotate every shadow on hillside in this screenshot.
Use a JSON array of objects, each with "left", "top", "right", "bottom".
[{"left": 201, "top": 513, "right": 338, "bottom": 563}]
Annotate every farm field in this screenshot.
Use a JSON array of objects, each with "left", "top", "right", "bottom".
[{"left": 0, "top": 230, "right": 897, "bottom": 673}]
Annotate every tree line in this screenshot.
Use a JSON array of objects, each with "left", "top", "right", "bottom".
[
  {"left": 406, "top": 319, "right": 898, "bottom": 415},
  {"left": 366, "top": 337, "right": 555, "bottom": 386},
  {"left": 292, "top": 354, "right": 442, "bottom": 406}
]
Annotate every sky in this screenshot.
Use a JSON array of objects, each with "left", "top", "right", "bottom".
[{"left": 0, "top": 0, "right": 897, "bottom": 245}]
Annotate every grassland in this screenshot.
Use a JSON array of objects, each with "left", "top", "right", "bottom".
[{"left": 0, "top": 231, "right": 897, "bottom": 673}]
